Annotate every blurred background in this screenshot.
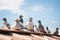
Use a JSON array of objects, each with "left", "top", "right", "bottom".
[{"left": 0, "top": 0, "right": 60, "bottom": 34}]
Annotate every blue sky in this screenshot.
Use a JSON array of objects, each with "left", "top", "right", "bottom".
[{"left": 0, "top": 0, "right": 60, "bottom": 34}]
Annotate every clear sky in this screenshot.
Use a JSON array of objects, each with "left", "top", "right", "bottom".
[{"left": 0, "top": 0, "right": 60, "bottom": 34}]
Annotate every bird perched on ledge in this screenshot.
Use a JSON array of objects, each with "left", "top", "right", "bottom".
[
  {"left": 46, "top": 26, "right": 50, "bottom": 34},
  {"left": 37, "top": 20, "right": 46, "bottom": 33},
  {"left": 2, "top": 18, "right": 10, "bottom": 29},
  {"left": 53, "top": 27, "right": 59, "bottom": 36},
  {"left": 26, "top": 17, "right": 34, "bottom": 32},
  {"left": 11, "top": 15, "right": 24, "bottom": 31}
]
